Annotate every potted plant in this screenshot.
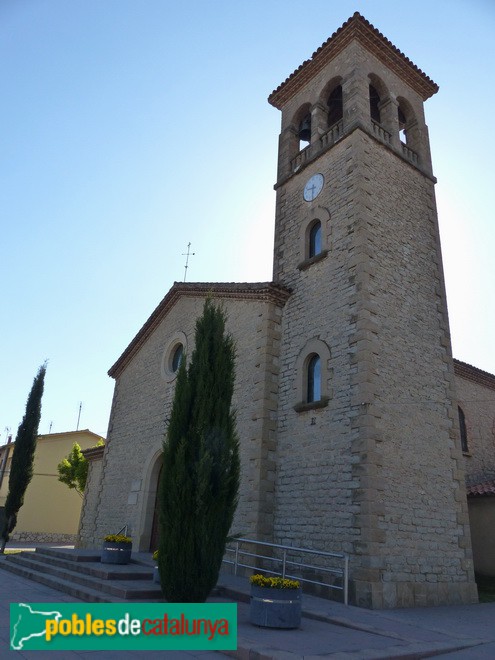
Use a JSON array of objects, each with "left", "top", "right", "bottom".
[
  {"left": 249, "top": 574, "right": 302, "bottom": 629},
  {"left": 101, "top": 534, "right": 132, "bottom": 565},
  {"left": 152, "top": 550, "right": 160, "bottom": 583}
]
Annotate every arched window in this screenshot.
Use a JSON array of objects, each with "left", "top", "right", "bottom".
[
  {"left": 369, "top": 84, "right": 381, "bottom": 123},
  {"left": 298, "top": 212, "right": 329, "bottom": 270},
  {"left": 458, "top": 406, "right": 468, "bottom": 453},
  {"left": 309, "top": 221, "right": 322, "bottom": 258},
  {"left": 307, "top": 354, "right": 321, "bottom": 403},
  {"left": 294, "top": 339, "right": 330, "bottom": 412},
  {"left": 398, "top": 105, "right": 408, "bottom": 144},
  {"left": 298, "top": 112, "right": 311, "bottom": 151},
  {"left": 327, "top": 86, "right": 343, "bottom": 127}
]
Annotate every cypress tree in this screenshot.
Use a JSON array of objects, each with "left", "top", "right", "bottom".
[
  {"left": 0, "top": 363, "right": 46, "bottom": 553},
  {"left": 158, "top": 299, "right": 240, "bottom": 602}
]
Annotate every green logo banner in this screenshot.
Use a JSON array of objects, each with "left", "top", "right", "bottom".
[{"left": 10, "top": 602, "right": 237, "bottom": 651}]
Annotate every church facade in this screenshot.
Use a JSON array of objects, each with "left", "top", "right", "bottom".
[{"left": 78, "top": 14, "right": 494, "bottom": 608}]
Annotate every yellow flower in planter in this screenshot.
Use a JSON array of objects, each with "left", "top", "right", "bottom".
[
  {"left": 250, "top": 574, "right": 300, "bottom": 589},
  {"left": 101, "top": 534, "right": 132, "bottom": 565},
  {"left": 250, "top": 574, "right": 302, "bottom": 629},
  {"left": 103, "top": 534, "right": 132, "bottom": 544},
  {"left": 152, "top": 550, "right": 159, "bottom": 562}
]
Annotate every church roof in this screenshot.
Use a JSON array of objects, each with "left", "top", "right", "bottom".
[
  {"left": 37, "top": 429, "right": 105, "bottom": 442},
  {"left": 81, "top": 444, "right": 105, "bottom": 461},
  {"left": 108, "top": 281, "right": 291, "bottom": 378},
  {"left": 454, "top": 359, "right": 495, "bottom": 391},
  {"left": 466, "top": 481, "right": 495, "bottom": 497},
  {"left": 268, "top": 12, "right": 439, "bottom": 109}
]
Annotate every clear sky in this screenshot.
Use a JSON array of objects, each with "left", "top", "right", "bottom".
[{"left": 1, "top": 0, "right": 494, "bottom": 443}]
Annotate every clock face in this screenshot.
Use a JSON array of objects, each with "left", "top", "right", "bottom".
[{"left": 303, "top": 173, "right": 324, "bottom": 202}]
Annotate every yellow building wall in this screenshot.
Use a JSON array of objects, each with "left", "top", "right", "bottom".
[{"left": 0, "top": 430, "right": 104, "bottom": 543}]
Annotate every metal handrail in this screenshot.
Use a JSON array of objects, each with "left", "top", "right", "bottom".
[{"left": 223, "top": 537, "right": 349, "bottom": 605}]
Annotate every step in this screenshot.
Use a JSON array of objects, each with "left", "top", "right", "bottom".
[
  {"left": 34, "top": 546, "right": 102, "bottom": 562},
  {"left": 23, "top": 550, "right": 154, "bottom": 581},
  {"left": 2, "top": 552, "right": 162, "bottom": 602},
  {"left": 0, "top": 559, "right": 125, "bottom": 603},
  {"left": 32, "top": 546, "right": 156, "bottom": 569},
  {"left": 6, "top": 553, "right": 161, "bottom": 599}
]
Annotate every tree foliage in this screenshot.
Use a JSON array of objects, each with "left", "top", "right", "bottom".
[
  {"left": 1, "top": 363, "right": 46, "bottom": 552},
  {"left": 57, "top": 440, "right": 104, "bottom": 496},
  {"left": 158, "top": 299, "right": 240, "bottom": 602}
]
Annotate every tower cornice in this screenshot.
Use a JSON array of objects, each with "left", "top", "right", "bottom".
[{"left": 268, "top": 12, "right": 438, "bottom": 109}]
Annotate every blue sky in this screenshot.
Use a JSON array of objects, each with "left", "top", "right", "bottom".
[{"left": 1, "top": 0, "right": 494, "bottom": 441}]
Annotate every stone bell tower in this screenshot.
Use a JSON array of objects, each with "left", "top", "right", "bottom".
[{"left": 269, "top": 13, "right": 477, "bottom": 608}]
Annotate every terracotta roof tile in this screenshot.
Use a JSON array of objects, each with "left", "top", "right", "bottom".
[
  {"left": 454, "top": 359, "right": 495, "bottom": 391},
  {"left": 108, "top": 281, "right": 291, "bottom": 379},
  {"left": 81, "top": 445, "right": 105, "bottom": 461},
  {"left": 268, "top": 12, "right": 438, "bottom": 108},
  {"left": 467, "top": 481, "right": 495, "bottom": 497}
]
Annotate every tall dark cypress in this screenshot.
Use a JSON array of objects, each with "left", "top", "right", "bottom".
[
  {"left": 1, "top": 363, "right": 46, "bottom": 552},
  {"left": 158, "top": 299, "right": 240, "bottom": 602}
]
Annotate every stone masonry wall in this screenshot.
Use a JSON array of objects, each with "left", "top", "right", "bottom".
[
  {"left": 270, "top": 30, "right": 477, "bottom": 605},
  {"left": 273, "top": 135, "right": 359, "bottom": 557},
  {"left": 353, "top": 130, "right": 475, "bottom": 606},
  {"left": 77, "top": 452, "right": 105, "bottom": 548},
  {"left": 454, "top": 368, "right": 495, "bottom": 577},
  {"left": 9, "top": 532, "right": 77, "bottom": 544},
  {"left": 272, "top": 124, "right": 477, "bottom": 607},
  {"left": 454, "top": 371, "right": 495, "bottom": 484},
  {"left": 78, "top": 293, "right": 284, "bottom": 550}
]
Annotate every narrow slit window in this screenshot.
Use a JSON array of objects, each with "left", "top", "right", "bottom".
[{"left": 458, "top": 406, "right": 468, "bottom": 453}]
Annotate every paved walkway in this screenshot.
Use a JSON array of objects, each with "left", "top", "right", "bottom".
[{"left": 1, "top": 543, "right": 495, "bottom": 658}]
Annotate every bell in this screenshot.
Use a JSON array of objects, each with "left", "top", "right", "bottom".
[{"left": 298, "top": 115, "right": 311, "bottom": 142}]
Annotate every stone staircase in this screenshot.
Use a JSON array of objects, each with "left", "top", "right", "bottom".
[{"left": 0, "top": 547, "right": 163, "bottom": 603}]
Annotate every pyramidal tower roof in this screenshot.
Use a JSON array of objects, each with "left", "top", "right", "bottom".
[{"left": 268, "top": 12, "right": 438, "bottom": 108}]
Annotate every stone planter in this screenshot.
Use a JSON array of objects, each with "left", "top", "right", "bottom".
[
  {"left": 101, "top": 541, "right": 132, "bottom": 565},
  {"left": 250, "top": 584, "right": 302, "bottom": 629}
]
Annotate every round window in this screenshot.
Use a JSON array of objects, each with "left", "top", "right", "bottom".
[{"left": 161, "top": 332, "right": 187, "bottom": 382}]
